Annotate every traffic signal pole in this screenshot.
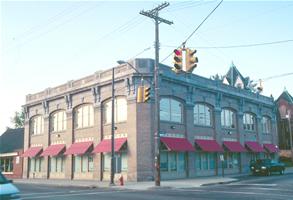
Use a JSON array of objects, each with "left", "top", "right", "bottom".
[{"left": 140, "top": 2, "right": 173, "bottom": 186}]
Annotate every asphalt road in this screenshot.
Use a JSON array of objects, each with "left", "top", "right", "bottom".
[{"left": 16, "top": 173, "right": 293, "bottom": 200}]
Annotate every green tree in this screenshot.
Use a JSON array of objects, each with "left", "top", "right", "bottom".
[{"left": 11, "top": 109, "right": 25, "bottom": 128}]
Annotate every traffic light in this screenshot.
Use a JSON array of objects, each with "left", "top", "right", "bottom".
[
  {"left": 185, "top": 48, "right": 198, "bottom": 73},
  {"left": 137, "top": 86, "right": 144, "bottom": 103},
  {"left": 173, "top": 48, "right": 183, "bottom": 73},
  {"left": 144, "top": 86, "right": 151, "bottom": 102}
]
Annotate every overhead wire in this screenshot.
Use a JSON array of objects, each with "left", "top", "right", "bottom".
[
  {"left": 160, "top": 0, "right": 223, "bottom": 63},
  {"left": 161, "top": 39, "right": 293, "bottom": 49}
]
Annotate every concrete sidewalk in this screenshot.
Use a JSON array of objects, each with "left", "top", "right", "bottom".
[{"left": 13, "top": 167, "right": 293, "bottom": 191}]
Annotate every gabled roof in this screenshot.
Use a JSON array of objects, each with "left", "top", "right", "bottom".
[
  {"left": 0, "top": 128, "right": 24, "bottom": 153},
  {"left": 223, "top": 62, "right": 248, "bottom": 88},
  {"left": 276, "top": 89, "right": 293, "bottom": 104}
]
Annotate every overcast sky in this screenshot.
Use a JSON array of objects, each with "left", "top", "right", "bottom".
[{"left": 1, "top": 0, "right": 293, "bottom": 134}]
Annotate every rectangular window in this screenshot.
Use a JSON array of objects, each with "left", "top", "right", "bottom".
[
  {"left": 160, "top": 99, "right": 170, "bottom": 121},
  {"left": 0, "top": 157, "right": 13, "bottom": 172},
  {"left": 81, "top": 155, "right": 88, "bottom": 172},
  {"left": 178, "top": 153, "right": 185, "bottom": 172},
  {"left": 169, "top": 152, "right": 177, "bottom": 171},
  {"left": 74, "top": 156, "right": 81, "bottom": 172},
  {"left": 50, "top": 157, "right": 56, "bottom": 172},
  {"left": 202, "top": 153, "right": 208, "bottom": 170},
  {"left": 195, "top": 153, "right": 202, "bottom": 170},
  {"left": 103, "top": 153, "right": 111, "bottom": 171},
  {"left": 121, "top": 152, "right": 128, "bottom": 172},
  {"left": 88, "top": 155, "right": 94, "bottom": 172},
  {"left": 208, "top": 153, "right": 215, "bottom": 169},
  {"left": 56, "top": 157, "right": 64, "bottom": 172},
  {"left": 160, "top": 151, "right": 168, "bottom": 171}
]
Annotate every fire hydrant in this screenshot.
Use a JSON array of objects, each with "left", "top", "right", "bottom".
[{"left": 118, "top": 174, "right": 124, "bottom": 186}]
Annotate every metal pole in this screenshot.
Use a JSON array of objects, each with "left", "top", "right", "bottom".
[
  {"left": 154, "top": 13, "right": 161, "bottom": 187},
  {"left": 110, "top": 67, "right": 115, "bottom": 185},
  {"left": 287, "top": 113, "right": 293, "bottom": 163}
]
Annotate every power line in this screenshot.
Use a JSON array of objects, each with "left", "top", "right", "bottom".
[
  {"left": 161, "top": 0, "right": 223, "bottom": 63},
  {"left": 161, "top": 39, "right": 293, "bottom": 49}
]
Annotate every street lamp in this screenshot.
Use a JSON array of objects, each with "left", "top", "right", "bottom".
[
  {"left": 285, "top": 111, "right": 293, "bottom": 163},
  {"left": 110, "top": 67, "right": 115, "bottom": 186},
  {"left": 117, "top": 60, "right": 160, "bottom": 185}
]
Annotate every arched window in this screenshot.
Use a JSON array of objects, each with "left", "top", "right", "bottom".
[
  {"left": 221, "top": 109, "right": 236, "bottom": 129},
  {"left": 50, "top": 110, "right": 67, "bottom": 132},
  {"left": 30, "top": 115, "right": 44, "bottom": 135},
  {"left": 103, "top": 97, "right": 127, "bottom": 124},
  {"left": 243, "top": 113, "right": 256, "bottom": 131},
  {"left": 194, "top": 104, "right": 212, "bottom": 126},
  {"left": 160, "top": 98, "right": 183, "bottom": 123},
  {"left": 74, "top": 104, "right": 94, "bottom": 129},
  {"left": 262, "top": 116, "right": 271, "bottom": 134}
]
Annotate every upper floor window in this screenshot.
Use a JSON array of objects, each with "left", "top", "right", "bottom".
[
  {"left": 50, "top": 110, "right": 67, "bottom": 132},
  {"left": 243, "top": 113, "right": 256, "bottom": 131},
  {"left": 194, "top": 104, "right": 212, "bottom": 126},
  {"left": 30, "top": 115, "right": 44, "bottom": 135},
  {"left": 262, "top": 116, "right": 271, "bottom": 134},
  {"left": 103, "top": 97, "right": 127, "bottom": 124},
  {"left": 74, "top": 104, "right": 94, "bottom": 129},
  {"left": 221, "top": 109, "right": 236, "bottom": 129},
  {"left": 160, "top": 98, "right": 183, "bottom": 123}
]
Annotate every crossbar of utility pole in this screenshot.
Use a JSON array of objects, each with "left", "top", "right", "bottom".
[{"left": 140, "top": 1, "right": 173, "bottom": 187}]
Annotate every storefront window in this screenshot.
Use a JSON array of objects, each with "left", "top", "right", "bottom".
[
  {"left": 196, "top": 153, "right": 216, "bottom": 170},
  {"left": 178, "top": 153, "right": 185, "bottom": 172},
  {"left": 29, "top": 158, "right": 43, "bottom": 172},
  {"left": 50, "top": 157, "right": 64, "bottom": 172},
  {"left": 74, "top": 155, "right": 94, "bottom": 172},
  {"left": 169, "top": 152, "right": 177, "bottom": 171},
  {"left": 160, "top": 151, "right": 168, "bottom": 171},
  {"left": 103, "top": 152, "right": 127, "bottom": 172}
]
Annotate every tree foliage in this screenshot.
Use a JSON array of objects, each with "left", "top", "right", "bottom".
[{"left": 11, "top": 109, "right": 25, "bottom": 128}]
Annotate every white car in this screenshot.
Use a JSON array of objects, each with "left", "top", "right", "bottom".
[{"left": 0, "top": 171, "right": 21, "bottom": 200}]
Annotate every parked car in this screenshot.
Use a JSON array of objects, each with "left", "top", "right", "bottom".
[
  {"left": 250, "top": 159, "right": 285, "bottom": 176},
  {"left": 0, "top": 171, "right": 21, "bottom": 200}
]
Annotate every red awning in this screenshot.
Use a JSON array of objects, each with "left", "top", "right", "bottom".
[
  {"left": 195, "top": 139, "right": 223, "bottom": 152},
  {"left": 263, "top": 144, "right": 279, "bottom": 153},
  {"left": 64, "top": 142, "right": 93, "bottom": 155},
  {"left": 245, "top": 141, "right": 265, "bottom": 152},
  {"left": 22, "top": 147, "right": 43, "bottom": 158},
  {"left": 223, "top": 141, "right": 246, "bottom": 152},
  {"left": 160, "top": 137, "right": 194, "bottom": 152},
  {"left": 40, "top": 144, "right": 65, "bottom": 157},
  {"left": 93, "top": 138, "right": 127, "bottom": 153}
]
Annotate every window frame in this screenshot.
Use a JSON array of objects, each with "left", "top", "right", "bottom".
[
  {"left": 74, "top": 104, "right": 94, "bottom": 129},
  {"left": 194, "top": 103, "right": 213, "bottom": 127},
  {"left": 30, "top": 115, "right": 44, "bottom": 135},
  {"left": 243, "top": 112, "right": 256, "bottom": 132},
  {"left": 160, "top": 98, "right": 183, "bottom": 123},
  {"left": 221, "top": 108, "right": 236, "bottom": 129},
  {"left": 50, "top": 110, "right": 67, "bottom": 133},
  {"left": 262, "top": 116, "right": 271, "bottom": 134},
  {"left": 103, "top": 97, "right": 127, "bottom": 125}
]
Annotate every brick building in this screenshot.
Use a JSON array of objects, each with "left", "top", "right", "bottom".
[
  {"left": 22, "top": 59, "right": 278, "bottom": 181},
  {"left": 276, "top": 90, "right": 293, "bottom": 157},
  {"left": 0, "top": 128, "right": 24, "bottom": 179}
]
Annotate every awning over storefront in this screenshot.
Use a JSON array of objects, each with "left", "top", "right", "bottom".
[
  {"left": 64, "top": 142, "right": 93, "bottom": 155},
  {"left": 223, "top": 141, "right": 246, "bottom": 152},
  {"left": 160, "top": 137, "right": 194, "bottom": 152},
  {"left": 93, "top": 138, "right": 127, "bottom": 153},
  {"left": 263, "top": 144, "right": 279, "bottom": 153},
  {"left": 40, "top": 144, "right": 66, "bottom": 157},
  {"left": 245, "top": 141, "right": 265, "bottom": 152},
  {"left": 195, "top": 139, "right": 223, "bottom": 152},
  {"left": 22, "top": 146, "right": 42, "bottom": 158}
]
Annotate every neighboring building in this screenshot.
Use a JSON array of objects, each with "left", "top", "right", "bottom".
[
  {"left": 276, "top": 89, "right": 293, "bottom": 156},
  {"left": 22, "top": 59, "right": 278, "bottom": 181},
  {"left": 0, "top": 128, "right": 24, "bottom": 178}
]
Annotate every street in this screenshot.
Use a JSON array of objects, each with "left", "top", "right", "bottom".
[{"left": 16, "top": 173, "right": 293, "bottom": 200}]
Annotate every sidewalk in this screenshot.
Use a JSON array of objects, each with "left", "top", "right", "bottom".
[{"left": 13, "top": 167, "right": 293, "bottom": 191}]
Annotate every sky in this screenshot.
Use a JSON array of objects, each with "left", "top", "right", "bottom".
[{"left": 1, "top": 0, "right": 293, "bottom": 134}]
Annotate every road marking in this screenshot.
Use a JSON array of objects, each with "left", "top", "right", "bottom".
[
  {"left": 21, "top": 190, "right": 130, "bottom": 199},
  {"left": 20, "top": 189, "right": 96, "bottom": 196},
  {"left": 229, "top": 183, "right": 277, "bottom": 187}
]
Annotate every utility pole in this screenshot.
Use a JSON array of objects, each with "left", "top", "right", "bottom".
[
  {"left": 110, "top": 67, "right": 115, "bottom": 186},
  {"left": 286, "top": 111, "right": 293, "bottom": 163},
  {"left": 140, "top": 2, "right": 173, "bottom": 187}
]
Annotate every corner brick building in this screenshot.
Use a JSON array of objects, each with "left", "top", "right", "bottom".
[{"left": 22, "top": 59, "right": 278, "bottom": 181}]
